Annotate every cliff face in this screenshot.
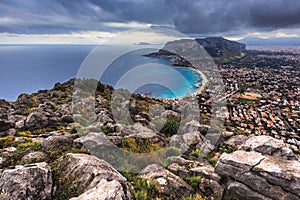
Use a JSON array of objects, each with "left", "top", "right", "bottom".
[{"left": 196, "top": 37, "right": 246, "bottom": 62}]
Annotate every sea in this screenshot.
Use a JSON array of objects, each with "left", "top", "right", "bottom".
[{"left": 0, "top": 45, "right": 202, "bottom": 101}]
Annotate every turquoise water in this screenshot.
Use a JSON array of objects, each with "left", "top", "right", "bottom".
[
  {"left": 135, "top": 67, "right": 202, "bottom": 99},
  {"left": 0, "top": 45, "right": 202, "bottom": 101},
  {"left": 101, "top": 48, "right": 203, "bottom": 99}
]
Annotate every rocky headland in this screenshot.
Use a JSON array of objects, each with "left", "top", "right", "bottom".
[
  {"left": 0, "top": 77, "right": 299, "bottom": 200},
  {"left": 145, "top": 37, "right": 246, "bottom": 64}
]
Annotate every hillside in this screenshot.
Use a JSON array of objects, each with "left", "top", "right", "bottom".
[
  {"left": 0, "top": 78, "right": 299, "bottom": 199},
  {"left": 145, "top": 37, "right": 247, "bottom": 64},
  {"left": 196, "top": 37, "right": 246, "bottom": 62}
]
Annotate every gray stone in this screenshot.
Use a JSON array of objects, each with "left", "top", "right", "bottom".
[
  {"left": 170, "top": 132, "right": 204, "bottom": 153},
  {"left": 240, "top": 135, "right": 297, "bottom": 160},
  {"left": 0, "top": 119, "right": 13, "bottom": 132},
  {"left": 61, "top": 114, "right": 74, "bottom": 123},
  {"left": 21, "top": 151, "right": 48, "bottom": 163},
  {"left": 25, "top": 109, "right": 59, "bottom": 130},
  {"left": 70, "top": 179, "right": 128, "bottom": 200},
  {"left": 199, "top": 177, "right": 224, "bottom": 200},
  {"left": 55, "top": 153, "right": 131, "bottom": 199},
  {"left": 253, "top": 155, "right": 300, "bottom": 197},
  {"left": 190, "top": 165, "right": 221, "bottom": 182},
  {"left": 15, "top": 120, "right": 25, "bottom": 129},
  {"left": 227, "top": 182, "right": 272, "bottom": 200},
  {"left": 161, "top": 110, "right": 180, "bottom": 119},
  {"left": 224, "top": 135, "right": 248, "bottom": 150},
  {"left": 215, "top": 150, "right": 300, "bottom": 200},
  {"left": 0, "top": 162, "right": 52, "bottom": 200},
  {"left": 41, "top": 133, "right": 74, "bottom": 149},
  {"left": 181, "top": 120, "right": 201, "bottom": 133},
  {"left": 6, "top": 128, "right": 16, "bottom": 136},
  {"left": 139, "top": 164, "right": 193, "bottom": 199}
]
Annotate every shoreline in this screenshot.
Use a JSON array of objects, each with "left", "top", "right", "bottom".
[
  {"left": 173, "top": 66, "right": 208, "bottom": 97},
  {"left": 151, "top": 66, "right": 208, "bottom": 101},
  {"left": 190, "top": 67, "right": 208, "bottom": 96}
]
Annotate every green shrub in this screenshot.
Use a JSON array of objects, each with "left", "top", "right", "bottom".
[
  {"left": 133, "top": 178, "right": 158, "bottom": 200},
  {"left": 219, "top": 145, "right": 233, "bottom": 153},
  {"left": 121, "top": 137, "right": 161, "bottom": 153},
  {"left": 189, "top": 149, "right": 200, "bottom": 158},
  {"left": 184, "top": 176, "right": 202, "bottom": 191},
  {"left": 101, "top": 125, "right": 112, "bottom": 135},
  {"left": 15, "top": 108, "right": 31, "bottom": 116},
  {"left": 17, "top": 141, "right": 41, "bottom": 151},
  {"left": 160, "top": 116, "right": 180, "bottom": 136},
  {"left": 182, "top": 194, "right": 208, "bottom": 200},
  {"left": 15, "top": 131, "right": 31, "bottom": 137},
  {"left": 51, "top": 162, "right": 85, "bottom": 200},
  {"left": 0, "top": 136, "right": 15, "bottom": 148}
]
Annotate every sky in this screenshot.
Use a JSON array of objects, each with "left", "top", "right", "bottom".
[{"left": 1, "top": 0, "right": 300, "bottom": 44}]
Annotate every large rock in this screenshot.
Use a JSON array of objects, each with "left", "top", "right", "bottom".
[
  {"left": 96, "top": 110, "right": 114, "bottom": 124},
  {"left": 25, "top": 101, "right": 59, "bottom": 130},
  {"left": 139, "top": 164, "right": 193, "bottom": 199},
  {"left": 169, "top": 132, "right": 204, "bottom": 153},
  {"left": 25, "top": 110, "right": 57, "bottom": 130},
  {"left": 239, "top": 135, "right": 297, "bottom": 160},
  {"left": 167, "top": 156, "right": 223, "bottom": 199},
  {"left": 70, "top": 179, "right": 128, "bottom": 200},
  {"left": 215, "top": 150, "right": 300, "bottom": 200},
  {"left": 55, "top": 153, "right": 131, "bottom": 199},
  {"left": 199, "top": 178, "right": 224, "bottom": 200},
  {"left": 21, "top": 151, "right": 48, "bottom": 163},
  {"left": 224, "top": 135, "right": 248, "bottom": 150},
  {"left": 0, "top": 119, "right": 14, "bottom": 132},
  {"left": 41, "top": 133, "right": 75, "bottom": 149},
  {"left": 227, "top": 181, "right": 272, "bottom": 200},
  {"left": 0, "top": 162, "right": 52, "bottom": 200},
  {"left": 126, "top": 123, "right": 166, "bottom": 147}
]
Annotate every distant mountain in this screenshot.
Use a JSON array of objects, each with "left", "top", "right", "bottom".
[
  {"left": 146, "top": 37, "right": 247, "bottom": 64},
  {"left": 135, "top": 42, "right": 151, "bottom": 45},
  {"left": 239, "top": 37, "right": 300, "bottom": 46},
  {"left": 196, "top": 37, "right": 246, "bottom": 62}
]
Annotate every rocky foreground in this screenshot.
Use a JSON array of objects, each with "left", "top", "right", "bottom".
[{"left": 0, "top": 79, "right": 299, "bottom": 200}]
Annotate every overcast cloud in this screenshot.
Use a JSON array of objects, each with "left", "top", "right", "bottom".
[{"left": 0, "top": 0, "right": 300, "bottom": 39}]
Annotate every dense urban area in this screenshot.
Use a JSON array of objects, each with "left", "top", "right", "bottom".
[{"left": 219, "top": 47, "right": 300, "bottom": 153}]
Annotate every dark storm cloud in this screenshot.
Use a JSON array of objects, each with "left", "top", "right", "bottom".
[{"left": 0, "top": 0, "right": 300, "bottom": 34}]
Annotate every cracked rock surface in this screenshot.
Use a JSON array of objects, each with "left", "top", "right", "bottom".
[{"left": 215, "top": 150, "right": 300, "bottom": 200}]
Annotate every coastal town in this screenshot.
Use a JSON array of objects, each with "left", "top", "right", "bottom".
[
  {"left": 147, "top": 41, "right": 300, "bottom": 153},
  {"left": 214, "top": 47, "right": 299, "bottom": 152}
]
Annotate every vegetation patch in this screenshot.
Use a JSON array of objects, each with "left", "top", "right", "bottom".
[
  {"left": 184, "top": 176, "right": 202, "bottom": 192},
  {"left": 160, "top": 116, "right": 181, "bottom": 137},
  {"left": 51, "top": 161, "right": 86, "bottom": 200},
  {"left": 121, "top": 172, "right": 160, "bottom": 200},
  {"left": 121, "top": 137, "right": 161, "bottom": 153},
  {"left": 219, "top": 145, "right": 234, "bottom": 154},
  {"left": 182, "top": 193, "right": 208, "bottom": 200}
]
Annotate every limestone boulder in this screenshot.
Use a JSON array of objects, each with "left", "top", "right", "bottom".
[
  {"left": 0, "top": 162, "right": 52, "bottom": 200},
  {"left": 70, "top": 179, "right": 128, "bottom": 200},
  {"left": 55, "top": 153, "right": 131, "bottom": 199},
  {"left": 239, "top": 135, "right": 297, "bottom": 160},
  {"left": 139, "top": 164, "right": 193, "bottom": 199},
  {"left": 215, "top": 150, "right": 300, "bottom": 200}
]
